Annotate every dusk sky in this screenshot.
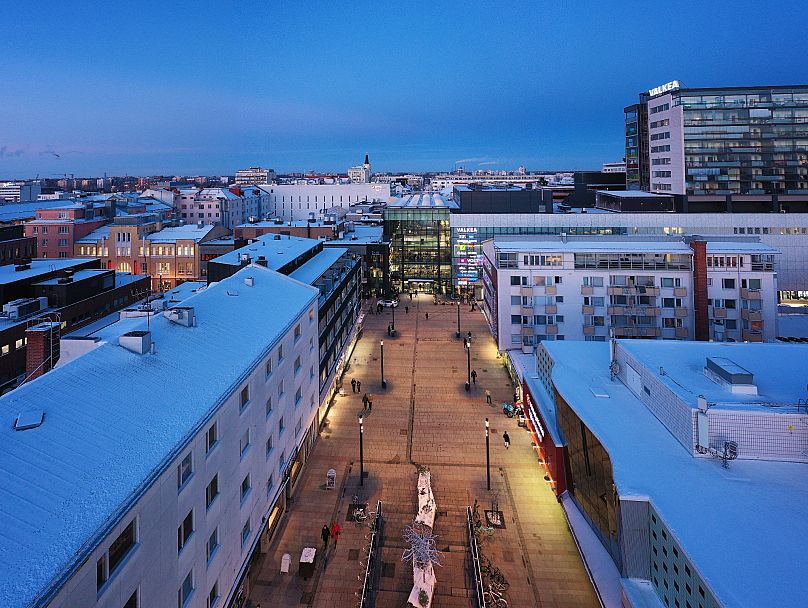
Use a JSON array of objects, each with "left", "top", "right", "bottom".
[{"left": 2, "top": 0, "right": 807, "bottom": 177}]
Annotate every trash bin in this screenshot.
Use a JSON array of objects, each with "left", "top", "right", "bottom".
[
  {"left": 326, "top": 468, "right": 336, "bottom": 490},
  {"left": 280, "top": 553, "right": 291, "bottom": 574}
]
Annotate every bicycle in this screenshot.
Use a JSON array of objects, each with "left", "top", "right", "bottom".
[{"left": 483, "top": 584, "right": 508, "bottom": 608}]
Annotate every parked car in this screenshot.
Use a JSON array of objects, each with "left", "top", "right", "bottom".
[{"left": 377, "top": 299, "right": 399, "bottom": 308}]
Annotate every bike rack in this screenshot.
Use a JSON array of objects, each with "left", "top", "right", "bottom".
[
  {"left": 358, "top": 500, "right": 384, "bottom": 608},
  {"left": 466, "top": 505, "right": 487, "bottom": 608}
]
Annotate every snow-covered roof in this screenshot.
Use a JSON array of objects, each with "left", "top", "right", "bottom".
[
  {"left": 329, "top": 225, "right": 384, "bottom": 244},
  {"left": 595, "top": 190, "right": 672, "bottom": 198},
  {"left": 32, "top": 268, "right": 113, "bottom": 285},
  {"left": 705, "top": 241, "right": 780, "bottom": 254},
  {"left": 290, "top": 247, "right": 348, "bottom": 286},
  {"left": 75, "top": 225, "right": 111, "bottom": 243},
  {"left": 0, "top": 200, "right": 76, "bottom": 223},
  {"left": 0, "top": 258, "right": 92, "bottom": 285},
  {"left": 492, "top": 237, "right": 693, "bottom": 254},
  {"left": 509, "top": 352, "right": 562, "bottom": 445},
  {"left": 0, "top": 265, "right": 319, "bottom": 607},
  {"left": 619, "top": 340, "right": 807, "bottom": 412},
  {"left": 541, "top": 340, "right": 808, "bottom": 608},
  {"left": 213, "top": 234, "right": 320, "bottom": 271},
  {"left": 145, "top": 225, "right": 215, "bottom": 243},
  {"left": 387, "top": 193, "right": 459, "bottom": 209}
]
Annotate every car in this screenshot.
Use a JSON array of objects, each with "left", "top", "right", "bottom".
[{"left": 377, "top": 299, "right": 399, "bottom": 308}]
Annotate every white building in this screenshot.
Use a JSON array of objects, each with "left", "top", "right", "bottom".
[
  {"left": 0, "top": 264, "right": 321, "bottom": 608},
  {"left": 235, "top": 167, "right": 276, "bottom": 186},
  {"left": 602, "top": 162, "right": 626, "bottom": 173},
  {"left": 482, "top": 235, "right": 779, "bottom": 352},
  {"left": 258, "top": 183, "right": 391, "bottom": 222},
  {"left": 347, "top": 154, "right": 371, "bottom": 183},
  {"left": 0, "top": 180, "right": 41, "bottom": 202},
  {"left": 175, "top": 186, "right": 270, "bottom": 228}
]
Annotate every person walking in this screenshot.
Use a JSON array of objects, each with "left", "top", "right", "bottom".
[
  {"left": 367, "top": 393, "right": 373, "bottom": 412},
  {"left": 356, "top": 380, "right": 361, "bottom": 392},
  {"left": 331, "top": 520, "right": 341, "bottom": 546},
  {"left": 467, "top": 330, "right": 472, "bottom": 341},
  {"left": 486, "top": 389, "right": 492, "bottom": 405},
  {"left": 321, "top": 524, "right": 330, "bottom": 549},
  {"left": 425, "top": 312, "right": 429, "bottom": 320},
  {"left": 503, "top": 431, "right": 510, "bottom": 449},
  {"left": 362, "top": 393, "right": 368, "bottom": 410},
  {"left": 405, "top": 305, "right": 409, "bottom": 314},
  {"left": 351, "top": 378, "right": 357, "bottom": 393},
  {"left": 471, "top": 369, "right": 477, "bottom": 385}
]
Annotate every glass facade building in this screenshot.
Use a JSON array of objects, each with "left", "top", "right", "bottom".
[{"left": 384, "top": 207, "right": 452, "bottom": 294}]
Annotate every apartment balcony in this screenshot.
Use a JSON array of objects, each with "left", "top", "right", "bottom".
[
  {"left": 545, "top": 324, "right": 558, "bottom": 335},
  {"left": 673, "top": 287, "right": 688, "bottom": 297},
  {"left": 520, "top": 286, "right": 533, "bottom": 297},
  {"left": 742, "top": 329, "right": 764, "bottom": 342},
  {"left": 741, "top": 288, "right": 762, "bottom": 300},
  {"left": 544, "top": 285, "right": 557, "bottom": 295},
  {"left": 607, "top": 286, "right": 660, "bottom": 296},
  {"left": 713, "top": 307, "right": 727, "bottom": 318},
  {"left": 581, "top": 285, "right": 594, "bottom": 295},
  {"left": 521, "top": 305, "right": 534, "bottom": 315},
  {"left": 741, "top": 309, "right": 762, "bottom": 321},
  {"left": 674, "top": 307, "right": 688, "bottom": 318},
  {"left": 583, "top": 325, "right": 595, "bottom": 336},
  {"left": 521, "top": 326, "right": 534, "bottom": 336},
  {"left": 675, "top": 327, "right": 689, "bottom": 338},
  {"left": 612, "top": 326, "right": 660, "bottom": 338},
  {"left": 608, "top": 306, "right": 625, "bottom": 315},
  {"left": 545, "top": 304, "right": 558, "bottom": 314},
  {"left": 582, "top": 305, "right": 595, "bottom": 315}
]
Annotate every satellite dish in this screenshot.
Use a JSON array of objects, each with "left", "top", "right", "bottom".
[{"left": 610, "top": 361, "right": 620, "bottom": 376}]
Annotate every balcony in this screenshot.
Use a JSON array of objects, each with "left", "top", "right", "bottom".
[
  {"left": 712, "top": 307, "right": 727, "bottom": 318},
  {"left": 673, "top": 287, "right": 688, "bottom": 297},
  {"left": 521, "top": 326, "right": 534, "bottom": 336},
  {"left": 740, "top": 288, "right": 762, "bottom": 300},
  {"left": 583, "top": 325, "right": 595, "bottom": 336},
  {"left": 581, "top": 285, "right": 594, "bottom": 295},
  {"left": 545, "top": 305, "right": 558, "bottom": 314},
  {"left": 544, "top": 285, "right": 557, "bottom": 295},
  {"left": 521, "top": 305, "right": 534, "bottom": 315},
  {"left": 607, "top": 286, "right": 660, "bottom": 296},
  {"left": 741, "top": 309, "right": 762, "bottom": 321},
  {"left": 742, "top": 329, "right": 764, "bottom": 342},
  {"left": 545, "top": 324, "right": 558, "bottom": 335},
  {"left": 675, "top": 327, "right": 689, "bottom": 338},
  {"left": 674, "top": 307, "right": 688, "bottom": 318},
  {"left": 520, "top": 286, "right": 533, "bottom": 297},
  {"left": 608, "top": 306, "right": 625, "bottom": 315},
  {"left": 582, "top": 305, "right": 595, "bottom": 315}
]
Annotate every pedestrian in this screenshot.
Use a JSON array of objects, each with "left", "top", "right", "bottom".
[
  {"left": 513, "top": 392, "right": 518, "bottom": 404},
  {"left": 351, "top": 378, "right": 357, "bottom": 393},
  {"left": 471, "top": 369, "right": 477, "bottom": 385},
  {"left": 405, "top": 305, "right": 409, "bottom": 314},
  {"left": 362, "top": 393, "right": 368, "bottom": 410},
  {"left": 331, "top": 520, "right": 341, "bottom": 546},
  {"left": 367, "top": 393, "right": 373, "bottom": 412},
  {"left": 321, "top": 524, "right": 330, "bottom": 549},
  {"left": 387, "top": 324, "right": 391, "bottom": 336},
  {"left": 486, "top": 389, "right": 492, "bottom": 405},
  {"left": 425, "top": 312, "right": 429, "bottom": 320},
  {"left": 468, "top": 330, "right": 472, "bottom": 341},
  {"left": 503, "top": 430, "right": 510, "bottom": 449},
  {"left": 369, "top": 305, "right": 374, "bottom": 315},
  {"left": 357, "top": 380, "right": 361, "bottom": 392}
]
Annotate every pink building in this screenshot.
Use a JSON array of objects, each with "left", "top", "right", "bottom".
[{"left": 24, "top": 203, "right": 109, "bottom": 260}]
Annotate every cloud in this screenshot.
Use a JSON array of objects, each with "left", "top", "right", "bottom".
[
  {"left": 0, "top": 146, "right": 24, "bottom": 158},
  {"left": 477, "top": 160, "right": 500, "bottom": 166}
]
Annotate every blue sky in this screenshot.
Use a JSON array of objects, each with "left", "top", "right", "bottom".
[{"left": 2, "top": 0, "right": 807, "bottom": 177}]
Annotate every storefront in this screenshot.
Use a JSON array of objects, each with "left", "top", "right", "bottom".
[{"left": 520, "top": 382, "right": 567, "bottom": 496}]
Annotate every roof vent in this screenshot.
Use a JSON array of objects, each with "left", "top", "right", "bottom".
[
  {"left": 704, "top": 357, "right": 757, "bottom": 395},
  {"left": 119, "top": 330, "right": 152, "bottom": 354},
  {"left": 14, "top": 410, "right": 45, "bottom": 431},
  {"left": 244, "top": 276, "right": 254, "bottom": 287},
  {"left": 164, "top": 306, "right": 196, "bottom": 327}
]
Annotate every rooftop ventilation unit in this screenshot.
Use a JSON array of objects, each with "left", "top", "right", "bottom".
[
  {"left": 164, "top": 306, "right": 196, "bottom": 327},
  {"left": 14, "top": 410, "right": 44, "bottom": 431},
  {"left": 704, "top": 357, "right": 757, "bottom": 395},
  {"left": 119, "top": 330, "right": 152, "bottom": 355},
  {"left": 3, "top": 297, "right": 48, "bottom": 320}
]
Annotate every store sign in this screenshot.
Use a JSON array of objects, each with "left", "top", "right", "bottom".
[
  {"left": 525, "top": 394, "right": 545, "bottom": 442},
  {"left": 648, "top": 80, "right": 680, "bottom": 97}
]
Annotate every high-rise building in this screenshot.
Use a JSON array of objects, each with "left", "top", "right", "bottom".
[
  {"left": 625, "top": 81, "right": 808, "bottom": 195},
  {"left": 235, "top": 166, "right": 276, "bottom": 185}
]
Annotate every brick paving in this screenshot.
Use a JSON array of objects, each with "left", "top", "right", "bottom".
[{"left": 248, "top": 294, "right": 599, "bottom": 607}]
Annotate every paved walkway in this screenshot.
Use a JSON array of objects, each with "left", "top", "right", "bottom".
[{"left": 248, "top": 294, "right": 599, "bottom": 607}]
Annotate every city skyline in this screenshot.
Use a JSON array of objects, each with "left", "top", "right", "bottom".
[{"left": 2, "top": 1, "right": 808, "bottom": 177}]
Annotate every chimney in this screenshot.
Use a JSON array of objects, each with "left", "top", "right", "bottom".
[
  {"left": 689, "top": 239, "right": 709, "bottom": 341},
  {"left": 26, "top": 322, "right": 61, "bottom": 381}
]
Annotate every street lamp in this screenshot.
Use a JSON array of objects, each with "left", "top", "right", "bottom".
[
  {"left": 485, "top": 417, "right": 491, "bottom": 491},
  {"left": 359, "top": 415, "right": 364, "bottom": 486},
  {"left": 456, "top": 301, "right": 461, "bottom": 338},
  {"left": 464, "top": 338, "right": 471, "bottom": 391},
  {"left": 380, "top": 340, "right": 386, "bottom": 389},
  {"left": 391, "top": 301, "right": 396, "bottom": 332}
]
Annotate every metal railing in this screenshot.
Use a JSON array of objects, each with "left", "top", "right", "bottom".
[
  {"left": 467, "top": 506, "right": 487, "bottom": 608},
  {"left": 358, "top": 501, "right": 384, "bottom": 608}
]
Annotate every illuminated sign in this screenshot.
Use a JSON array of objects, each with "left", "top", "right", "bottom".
[
  {"left": 525, "top": 394, "right": 545, "bottom": 442},
  {"left": 648, "top": 80, "right": 680, "bottom": 97}
]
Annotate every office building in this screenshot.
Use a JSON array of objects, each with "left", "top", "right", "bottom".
[
  {"left": 602, "top": 162, "right": 626, "bottom": 173},
  {"left": 0, "top": 265, "right": 321, "bottom": 607},
  {"left": 348, "top": 154, "right": 372, "bottom": 183},
  {"left": 258, "top": 182, "right": 391, "bottom": 222},
  {"left": 235, "top": 166, "right": 276, "bottom": 185},
  {"left": 0, "top": 180, "right": 41, "bottom": 203},
  {"left": 481, "top": 235, "right": 779, "bottom": 352},
  {"left": 625, "top": 81, "right": 808, "bottom": 195},
  {"left": 524, "top": 339, "right": 808, "bottom": 608}
]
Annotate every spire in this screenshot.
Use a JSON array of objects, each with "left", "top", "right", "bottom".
[{"left": 364, "top": 153, "right": 370, "bottom": 166}]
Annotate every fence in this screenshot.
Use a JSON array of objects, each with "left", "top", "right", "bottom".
[
  {"left": 466, "top": 505, "right": 487, "bottom": 608},
  {"left": 358, "top": 501, "right": 384, "bottom": 608}
]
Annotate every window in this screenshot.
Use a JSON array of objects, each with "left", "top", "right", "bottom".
[
  {"left": 241, "top": 519, "right": 251, "bottom": 547},
  {"left": 265, "top": 396, "right": 273, "bottom": 417},
  {"left": 295, "top": 387, "right": 302, "bottom": 405},
  {"left": 294, "top": 355, "right": 301, "bottom": 375},
  {"left": 206, "top": 422, "right": 218, "bottom": 454},
  {"left": 97, "top": 520, "right": 137, "bottom": 590},
  {"left": 206, "top": 475, "right": 219, "bottom": 508},
  {"left": 240, "top": 429, "right": 250, "bottom": 457},
  {"left": 278, "top": 379, "right": 284, "bottom": 397},
  {"left": 206, "top": 528, "right": 219, "bottom": 562},
  {"left": 510, "top": 295, "right": 521, "bottom": 305},
  {"left": 266, "top": 434, "right": 274, "bottom": 457},
  {"left": 240, "top": 474, "right": 251, "bottom": 501},
  {"left": 279, "top": 449, "right": 286, "bottom": 473},
  {"left": 179, "top": 571, "right": 194, "bottom": 607},
  {"left": 177, "top": 510, "right": 193, "bottom": 553},
  {"left": 294, "top": 323, "right": 301, "bottom": 341},
  {"left": 177, "top": 453, "right": 193, "bottom": 490},
  {"left": 123, "top": 590, "right": 139, "bottom": 608},
  {"left": 240, "top": 385, "right": 250, "bottom": 410},
  {"left": 278, "top": 416, "right": 285, "bottom": 435},
  {"left": 15, "top": 338, "right": 23, "bottom": 350},
  {"left": 277, "top": 344, "right": 284, "bottom": 362},
  {"left": 207, "top": 580, "right": 219, "bottom": 608},
  {"left": 295, "top": 417, "right": 302, "bottom": 436},
  {"left": 265, "top": 358, "right": 272, "bottom": 378},
  {"left": 510, "top": 276, "right": 521, "bottom": 286},
  {"left": 722, "top": 278, "right": 735, "bottom": 289}
]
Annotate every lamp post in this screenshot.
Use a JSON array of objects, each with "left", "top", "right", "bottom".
[
  {"left": 359, "top": 415, "right": 364, "bottom": 486},
  {"left": 380, "top": 340, "right": 386, "bottom": 389},
  {"left": 456, "top": 301, "right": 461, "bottom": 338},
  {"left": 391, "top": 301, "right": 396, "bottom": 332},
  {"left": 464, "top": 338, "right": 471, "bottom": 391},
  {"left": 485, "top": 417, "right": 491, "bottom": 491}
]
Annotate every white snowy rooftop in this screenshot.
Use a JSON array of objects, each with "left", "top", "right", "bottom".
[
  {"left": 705, "top": 241, "right": 779, "bottom": 254},
  {"left": 0, "top": 258, "right": 92, "bottom": 285},
  {"left": 145, "top": 224, "right": 216, "bottom": 243},
  {"left": 492, "top": 237, "right": 693, "bottom": 254},
  {"left": 541, "top": 340, "right": 808, "bottom": 608},
  {"left": 595, "top": 190, "right": 673, "bottom": 198},
  {"left": 328, "top": 224, "right": 384, "bottom": 244},
  {"left": 387, "top": 193, "right": 459, "bottom": 209},
  {"left": 290, "top": 247, "right": 348, "bottom": 286},
  {"left": 213, "top": 234, "right": 320, "bottom": 271},
  {"left": 0, "top": 265, "right": 318, "bottom": 607}
]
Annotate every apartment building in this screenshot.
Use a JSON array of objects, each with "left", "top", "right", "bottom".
[
  {"left": 235, "top": 166, "right": 276, "bottom": 186},
  {"left": 347, "top": 154, "right": 371, "bottom": 183},
  {"left": 526, "top": 339, "right": 808, "bottom": 608},
  {"left": 175, "top": 187, "right": 270, "bottom": 229},
  {"left": 259, "top": 182, "right": 391, "bottom": 222},
  {"left": 625, "top": 81, "right": 808, "bottom": 195},
  {"left": 24, "top": 202, "right": 108, "bottom": 259},
  {"left": 0, "top": 264, "right": 321, "bottom": 608},
  {"left": 481, "top": 235, "right": 778, "bottom": 352}
]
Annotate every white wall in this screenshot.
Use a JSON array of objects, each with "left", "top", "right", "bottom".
[{"left": 263, "top": 184, "right": 391, "bottom": 222}]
